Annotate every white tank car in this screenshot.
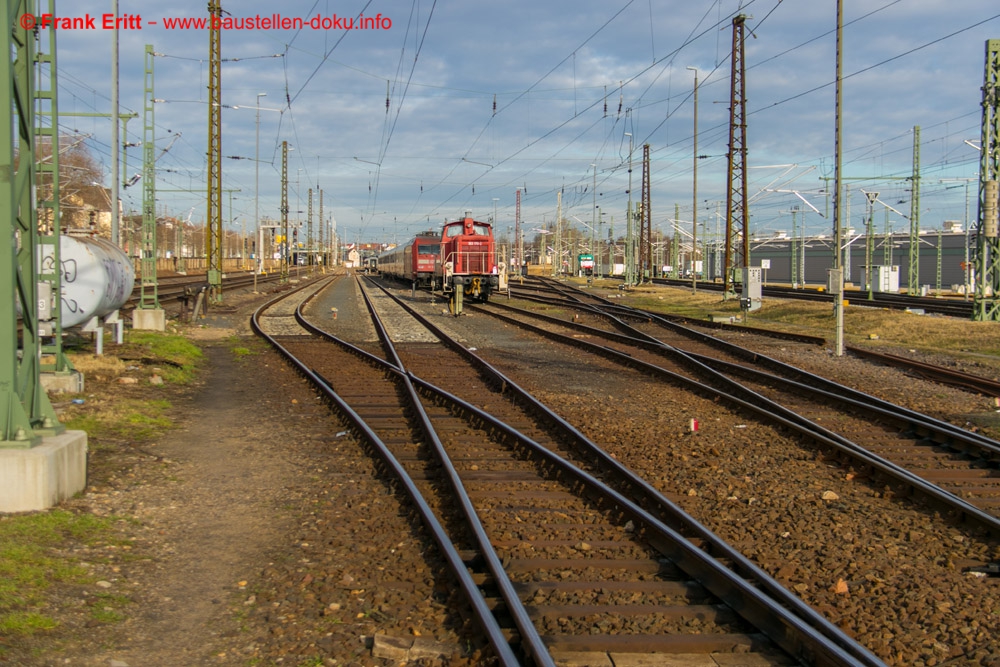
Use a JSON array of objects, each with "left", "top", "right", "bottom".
[{"left": 45, "top": 234, "right": 135, "bottom": 328}]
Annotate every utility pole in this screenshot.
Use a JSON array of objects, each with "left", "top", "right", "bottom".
[
  {"left": 318, "top": 189, "right": 325, "bottom": 272},
  {"left": 2, "top": 0, "right": 62, "bottom": 445},
  {"left": 973, "top": 39, "right": 1000, "bottom": 321},
  {"left": 936, "top": 228, "right": 943, "bottom": 294},
  {"left": 515, "top": 188, "right": 522, "bottom": 275},
  {"left": 280, "top": 141, "right": 289, "bottom": 282},
  {"left": 254, "top": 91, "right": 266, "bottom": 284},
  {"left": 134, "top": 44, "right": 164, "bottom": 331},
  {"left": 111, "top": 0, "right": 120, "bottom": 246},
  {"left": 554, "top": 190, "right": 562, "bottom": 277},
  {"left": 624, "top": 131, "right": 635, "bottom": 286},
  {"left": 723, "top": 14, "right": 749, "bottom": 299},
  {"left": 864, "top": 191, "right": 879, "bottom": 300},
  {"left": 640, "top": 144, "right": 652, "bottom": 280},
  {"left": 34, "top": 0, "right": 72, "bottom": 376},
  {"left": 908, "top": 126, "right": 921, "bottom": 295},
  {"left": 672, "top": 203, "right": 680, "bottom": 278},
  {"left": 687, "top": 66, "right": 699, "bottom": 292},
  {"left": 790, "top": 208, "right": 798, "bottom": 286},
  {"left": 590, "top": 164, "right": 597, "bottom": 280},
  {"left": 206, "top": 0, "right": 223, "bottom": 302},
  {"left": 833, "top": 0, "right": 845, "bottom": 356}
]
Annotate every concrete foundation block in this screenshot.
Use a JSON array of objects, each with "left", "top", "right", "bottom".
[
  {"left": 0, "top": 431, "right": 88, "bottom": 513},
  {"left": 41, "top": 370, "right": 85, "bottom": 394},
  {"left": 133, "top": 308, "right": 166, "bottom": 331}
]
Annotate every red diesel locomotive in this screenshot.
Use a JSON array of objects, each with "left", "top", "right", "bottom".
[
  {"left": 439, "top": 216, "right": 499, "bottom": 308},
  {"left": 376, "top": 216, "right": 500, "bottom": 314}
]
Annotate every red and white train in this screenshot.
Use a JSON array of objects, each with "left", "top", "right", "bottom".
[
  {"left": 377, "top": 216, "right": 503, "bottom": 313},
  {"left": 376, "top": 230, "right": 441, "bottom": 289}
]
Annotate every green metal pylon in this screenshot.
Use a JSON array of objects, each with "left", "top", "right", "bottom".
[
  {"left": 35, "top": 0, "right": 71, "bottom": 377},
  {"left": 2, "top": 0, "right": 61, "bottom": 446},
  {"left": 206, "top": 0, "right": 223, "bottom": 302},
  {"left": 907, "top": 126, "right": 921, "bottom": 295},
  {"left": 139, "top": 44, "right": 159, "bottom": 310},
  {"left": 973, "top": 39, "right": 1000, "bottom": 321},
  {"left": 280, "top": 141, "right": 289, "bottom": 282}
]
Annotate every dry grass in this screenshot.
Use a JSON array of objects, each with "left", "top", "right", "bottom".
[
  {"left": 578, "top": 278, "right": 1000, "bottom": 375},
  {"left": 67, "top": 353, "right": 128, "bottom": 383}
]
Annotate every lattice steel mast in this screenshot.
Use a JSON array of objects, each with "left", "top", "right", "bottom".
[
  {"left": 2, "top": 0, "right": 61, "bottom": 445},
  {"left": 35, "top": 0, "right": 71, "bottom": 375},
  {"left": 206, "top": 0, "right": 223, "bottom": 302},
  {"left": 974, "top": 39, "right": 1000, "bottom": 321},
  {"left": 723, "top": 14, "right": 749, "bottom": 299},
  {"left": 140, "top": 44, "right": 159, "bottom": 310},
  {"left": 640, "top": 143, "right": 652, "bottom": 280},
  {"left": 515, "top": 188, "right": 521, "bottom": 272},
  {"left": 907, "top": 126, "right": 921, "bottom": 296},
  {"left": 318, "top": 189, "right": 325, "bottom": 270},
  {"left": 307, "top": 187, "right": 313, "bottom": 268},
  {"left": 280, "top": 141, "right": 289, "bottom": 281}
]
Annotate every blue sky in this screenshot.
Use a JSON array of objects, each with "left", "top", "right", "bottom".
[{"left": 50, "top": 0, "right": 1000, "bottom": 247}]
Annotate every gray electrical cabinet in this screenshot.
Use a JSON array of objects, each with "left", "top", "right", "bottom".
[{"left": 741, "top": 267, "right": 762, "bottom": 312}]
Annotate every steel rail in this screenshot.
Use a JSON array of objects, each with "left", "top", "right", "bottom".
[
  {"left": 250, "top": 279, "right": 523, "bottom": 667},
  {"left": 364, "top": 279, "right": 881, "bottom": 666},
  {"left": 471, "top": 302, "right": 1000, "bottom": 538},
  {"left": 846, "top": 345, "right": 1000, "bottom": 398},
  {"left": 647, "top": 277, "right": 976, "bottom": 318},
  {"left": 347, "top": 279, "right": 555, "bottom": 667},
  {"left": 534, "top": 288, "right": 1000, "bottom": 454}
]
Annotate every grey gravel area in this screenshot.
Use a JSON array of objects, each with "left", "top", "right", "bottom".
[{"left": 312, "top": 276, "right": 1000, "bottom": 667}]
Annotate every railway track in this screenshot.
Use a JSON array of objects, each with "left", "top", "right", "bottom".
[
  {"left": 400, "top": 279, "right": 1000, "bottom": 662},
  {"left": 649, "top": 277, "right": 976, "bottom": 319},
  {"left": 474, "top": 295, "right": 1000, "bottom": 530},
  {"left": 509, "top": 278, "right": 1000, "bottom": 398},
  {"left": 250, "top": 276, "right": 879, "bottom": 666}
]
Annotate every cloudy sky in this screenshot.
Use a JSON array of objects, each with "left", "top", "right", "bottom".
[{"left": 50, "top": 0, "right": 999, "bottom": 246}]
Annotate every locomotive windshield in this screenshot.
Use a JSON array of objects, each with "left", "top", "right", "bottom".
[
  {"left": 444, "top": 223, "right": 491, "bottom": 237},
  {"left": 418, "top": 244, "right": 440, "bottom": 255}
]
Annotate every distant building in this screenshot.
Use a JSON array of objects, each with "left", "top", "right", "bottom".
[{"left": 702, "top": 230, "right": 973, "bottom": 291}]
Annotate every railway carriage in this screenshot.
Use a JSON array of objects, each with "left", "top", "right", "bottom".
[{"left": 377, "top": 231, "right": 441, "bottom": 290}]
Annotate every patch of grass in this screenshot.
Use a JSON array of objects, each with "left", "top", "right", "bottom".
[
  {"left": 61, "top": 398, "right": 174, "bottom": 441},
  {"left": 0, "top": 612, "right": 58, "bottom": 636},
  {"left": 68, "top": 330, "right": 204, "bottom": 386},
  {"left": 231, "top": 347, "right": 253, "bottom": 357},
  {"left": 296, "top": 657, "right": 326, "bottom": 667},
  {"left": 124, "top": 330, "right": 204, "bottom": 385},
  {"left": 0, "top": 511, "right": 119, "bottom": 637},
  {"left": 89, "top": 593, "right": 130, "bottom": 624},
  {"left": 599, "top": 282, "right": 1000, "bottom": 367}
]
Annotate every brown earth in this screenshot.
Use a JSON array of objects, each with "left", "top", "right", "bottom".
[{"left": 1, "top": 279, "right": 480, "bottom": 667}]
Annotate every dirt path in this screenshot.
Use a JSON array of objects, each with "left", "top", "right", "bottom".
[{"left": 90, "top": 339, "right": 300, "bottom": 665}]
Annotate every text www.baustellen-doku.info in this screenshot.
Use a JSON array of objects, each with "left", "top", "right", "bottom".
[{"left": 19, "top": 12, "right": 392, "bottom": 31}]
